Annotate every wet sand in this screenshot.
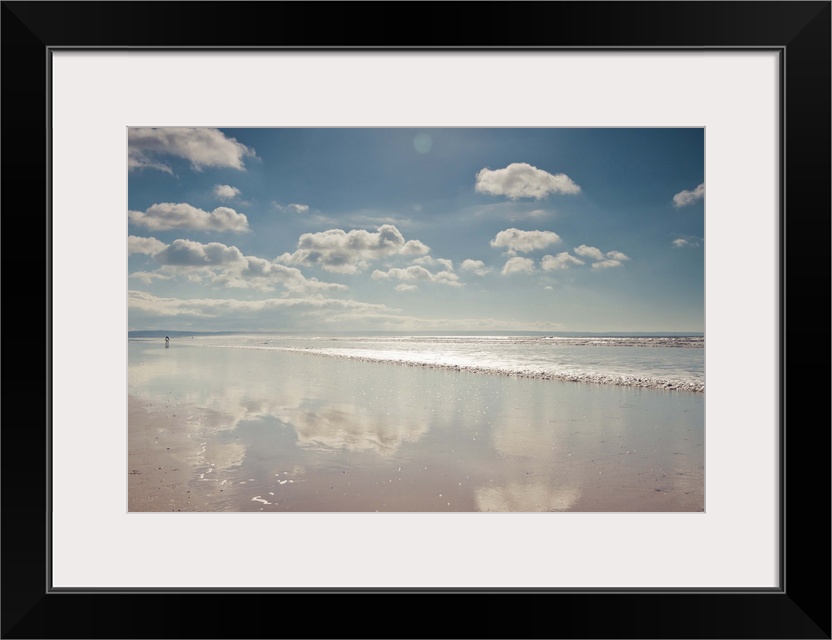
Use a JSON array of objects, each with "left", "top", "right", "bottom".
[{"left": 128, "top": 340, "right": 704, "bottom": 512}]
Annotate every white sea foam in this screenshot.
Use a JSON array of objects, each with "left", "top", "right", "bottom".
[{"left": 173, "top": 334, "right": 704, "bottom": 393}]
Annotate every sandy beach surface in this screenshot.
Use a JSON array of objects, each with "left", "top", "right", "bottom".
[{"left": 128, "top": 339, "right": 704, "bottom": 512}]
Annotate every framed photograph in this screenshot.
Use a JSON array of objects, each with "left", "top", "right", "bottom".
[
  {"left": 125, "top": 124, "right": 707, "bottom": 518},
  {"left": 4, "top": 1, "right": 829, "bottom": 638}
]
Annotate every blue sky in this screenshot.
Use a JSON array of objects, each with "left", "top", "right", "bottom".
[{"left": 128, "top": 128, "right": 704, "bottom": 333}]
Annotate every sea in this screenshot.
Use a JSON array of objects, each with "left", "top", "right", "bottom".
[{"left": 155, "top": 333, "right": 704, "bottom": 393}]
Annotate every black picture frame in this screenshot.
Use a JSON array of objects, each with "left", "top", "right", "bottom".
[{"left": 3, "top": 2, "right": 829, "bottom": 638}]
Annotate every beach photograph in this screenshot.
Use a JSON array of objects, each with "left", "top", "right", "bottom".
[{"left": 127, "top": 127, "right": 705, "bottom": 513}]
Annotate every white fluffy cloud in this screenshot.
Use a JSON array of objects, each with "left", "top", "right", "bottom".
[
  {"left": 673, "top": 236, "right": 701, "bottom": 248},
  {"left": 128, "top": 235, "right": 167, "bottom": 256},
  {"left": 211, "top": 257, "right": 349, "bottom": 294},
  {"left": 673, "top": 183, "right": 705, "bottom": 207},
  {"left": 129, "top": 203, "right": 250, "bottom": 232},
  {"left": 491, "top": 228, "right": 561, "bottom": 254},
  {"left": 274, "top": 202, "right": 310, "bottom": 214},
  {"left": 214, "top": 184, "right": 241, "bottom": 200},
  {"left": 592, "top": 259, "right": 624, "bottom": 269},
  {"left": 278, "top": 225, "right": 430, "bottom": 274},
  {"left": 371, "top": 265, "right": 461, "bottom": 287},
  {"left": 128, "top": 290, "right": 384, "bottom": 318},
  {"left": 541, "top": 252, "right": 584, "bottom": 271},
  {"left": 461, "top": 259, "right": 493, "bottom": 276},
  {"left": 412, "top": 256, "right": 454, "bottom": 271},
  {"left": 502, "top": 257, "right": 536, "bottom": 275},
  {"left": 476, "top": 163, "right": 581, "bottom": 199},
  {"left": 573, "top": 245, "right": 630, "bottom": 269},
  {"left": 605, "top": 250, "right": 629, "bottom": 262},
  {"left": 155, "top": 239, "right": 246, "bottom": 267},
  {"left": 573, "top": 244, "right": 605, "bottom": 261},
  {"left": 128, "top": 128, "right": 255, "bottom": 173},
  {"left": 139, "top": 239, "right": 347, "bottom": 294}
]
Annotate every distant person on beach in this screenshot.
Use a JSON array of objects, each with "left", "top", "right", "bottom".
[{"left": 165, "top": 336, "right": 170, "bottom": 348}]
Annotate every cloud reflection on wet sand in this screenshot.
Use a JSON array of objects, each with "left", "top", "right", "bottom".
[{"left": 128, "top": 340, "right": 703, "bottom": 512}]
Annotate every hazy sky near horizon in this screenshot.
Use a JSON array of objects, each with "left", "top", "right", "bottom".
[{"left": 128, "top": 128, "right": 704, "bottom": 333}]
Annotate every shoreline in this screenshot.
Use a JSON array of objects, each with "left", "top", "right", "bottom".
[{"left": 196, "top": 344, "right": 705, "bottom": 393}]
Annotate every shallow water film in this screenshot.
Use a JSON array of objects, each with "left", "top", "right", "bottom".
[{"left": 128, "top": 338, "right": 704, "bottom": 512}]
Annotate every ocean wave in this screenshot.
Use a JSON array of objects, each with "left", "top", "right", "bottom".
[
  {"left": 317, "top": 335, "right": 704, "bottom": 348},
  {"left": 266, "top": 346, "right": 705, "bottom": 393}
]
